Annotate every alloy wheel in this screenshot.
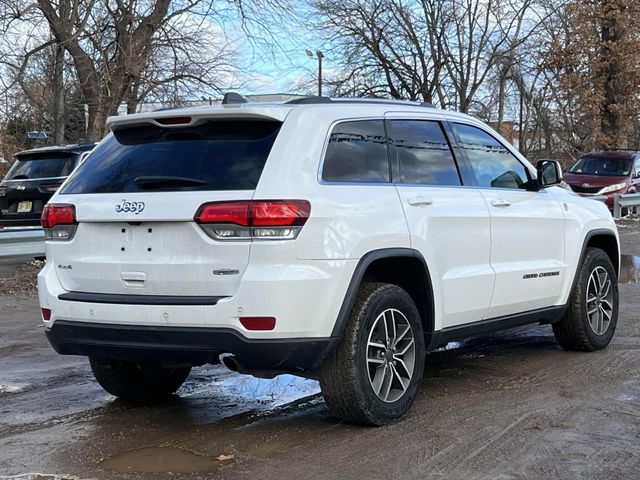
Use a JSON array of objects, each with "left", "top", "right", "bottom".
[
  {"left": 586, "top": 266, "right": 614, "bottom": 336},
  {"left": 366, "top": 308, "right": 416, "bottom": 403}
]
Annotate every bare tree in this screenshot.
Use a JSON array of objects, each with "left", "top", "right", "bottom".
[
  {"left": 1, "top": 0, "right": 292, "bottom": 142},
  {"left": 314, "top": 0, "right": 447, "bottom": 103},
  {"left": 315, "top": 0, "right": 537, "bottom": 112},
  {"left": 544, "top": 0, "right": 640, "bottom": 150}
]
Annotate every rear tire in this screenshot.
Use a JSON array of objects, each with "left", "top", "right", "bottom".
[
  {"left": 89, "top": 357, "right": 191, "bottom": 401},
  {"left": 553, "top": 248, "right": 618, "bottom": 351},
  {"left": 319, "top": 283, "right": 425, "bottom": 425}
]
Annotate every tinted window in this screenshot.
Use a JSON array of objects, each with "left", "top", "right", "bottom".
[
  {"left": 389, "top": 120, "right": 460, "bottom": 185},
  {"left": 322, "top": 120, "right": 389, "bottom": 183},
  {"left": 6, "top": 154, "right": 76, "bottom": 180},
  {"left": 62, "top": 120, "right": 281, "bottom": 194},
  {"left": 454, "top": 123, "right": 530, "bottom": 189},
  {"left": 569, "top": 156, "right": 632, "bottom": 176}
]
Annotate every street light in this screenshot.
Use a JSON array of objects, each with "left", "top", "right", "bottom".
[{"left": 306, "top": 49, "right": 325, "bottom": 97}]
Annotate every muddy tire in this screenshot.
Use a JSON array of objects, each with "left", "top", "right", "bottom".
[
  {"left": 553, "top": 248, "right": 618, "bottom": 351},
  {"left": 319, "top": 283, "right": 425, "bottom": 426},
  {"left": 89, "top": 357, "right": 191, "bottom": 401}
]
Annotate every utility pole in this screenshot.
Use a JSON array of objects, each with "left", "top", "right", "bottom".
[{"left": 306, "top": 50, "right": 325, "bottom": 96}]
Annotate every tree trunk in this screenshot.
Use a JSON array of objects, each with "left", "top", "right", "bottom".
[
  {"left": 52, "top": 42, "right": 65, "bottom": 144},
  {"left": 599, "top": 2, "right": 624, "bottom": 148},
  {"left": 497, "top": 75, "right": 506, "bottom": 132}
]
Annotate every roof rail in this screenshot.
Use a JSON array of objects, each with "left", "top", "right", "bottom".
[
  {"left": 222, "top": 92, "right": 248, "bottom": 104},
  {"left": 285, "top": 96, "right": 435, "bottom": 108},
  {"left": 601, "top": 148, "right": 638, "bottom": 152},
  {"left": 286, "top": 96, "right": 333, "bottom": 105}
]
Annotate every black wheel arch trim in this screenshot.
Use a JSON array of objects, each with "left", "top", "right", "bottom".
[
  {"left": 571, "top": 228, "right": 619, "bottom": 293},
  {"left": 329, "top": 248, "right": 435, "bottom": 340}
]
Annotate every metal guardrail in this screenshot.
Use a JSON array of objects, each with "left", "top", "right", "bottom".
[
  {"left": 613, "top": 193, "right": 640, "bottom": 218},
  {"left": 0, "top": 227, "right": 45, "bottom": 257}
]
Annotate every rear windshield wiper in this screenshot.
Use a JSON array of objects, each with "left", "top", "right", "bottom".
[{"left": 134, "top": 176, "right": 208, "bottom": 189}]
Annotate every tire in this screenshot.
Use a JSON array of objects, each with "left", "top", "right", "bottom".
[
  {"left": 319, "top": 282, "right": 425, "bottom": 425},
  {"left": 89, "top": 357, "right": 191, "bottom": 401},
  {"left": 553, "top": 247, "right": 618, "bottom": 351}
]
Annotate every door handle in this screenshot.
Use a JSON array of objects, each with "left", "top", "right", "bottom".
[
  {"left": 408, "top": 196, "right": 433, "bottom": 207},
  {"left": 491, "top": 199, "right": 511, "bottom": 208}
]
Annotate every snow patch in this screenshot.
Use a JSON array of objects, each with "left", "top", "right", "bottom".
[{"left": 0, "top": 383, "right": 28, "bottom": 394}]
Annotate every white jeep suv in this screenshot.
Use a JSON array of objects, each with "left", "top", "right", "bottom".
[{"left": 38, "top": 95, "right": 619, "bottom": 425}]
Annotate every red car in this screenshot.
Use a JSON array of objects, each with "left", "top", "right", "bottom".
[{"left": 563, "top": 150, "right": 640, "bottom": 210}]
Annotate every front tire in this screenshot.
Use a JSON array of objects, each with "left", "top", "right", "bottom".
[
  {"left": 319, "top": 283, "right": 425, "bottom": 425},
  {"left": 89, "top": 357, "right": 191, "bottom": 401},
  {"left": 553, "top": 247, "right": 618, "bottom": 351}
]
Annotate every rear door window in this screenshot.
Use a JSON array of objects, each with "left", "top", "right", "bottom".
[
  {"left": 388, "top": 120, "right": 461, "bottom": 185},
  {"left": 6, "top": 154, "right": 76, "bottom": 180},
  {"left": 61, "top": 120, "right": 281, "bottom": 194},
  {"left": 321, "top": 120, "right": 390, "bottom": 183}
]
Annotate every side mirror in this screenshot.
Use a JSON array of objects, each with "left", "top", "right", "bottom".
[{"left": 537, "top": 159, "right": 562, "bottom": 188}]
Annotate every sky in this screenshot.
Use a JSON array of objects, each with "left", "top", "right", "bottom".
[{"left": 219, "top": 5, "right": 334, "bottom": 96}]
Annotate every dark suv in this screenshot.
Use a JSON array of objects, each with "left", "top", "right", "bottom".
[
  {"left": 563, "top": 150, "right": 640, "bottom": 210},
  {"left": 0, "top": 144, "right": 95, "bottom": 228}
]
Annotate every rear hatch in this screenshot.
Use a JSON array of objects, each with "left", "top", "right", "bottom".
[
  {"left": 50, "top": 116, "right": 284, "bottom": 297},
  {"left": 0, "top": 152, "right": 77, "bottom": 227}
]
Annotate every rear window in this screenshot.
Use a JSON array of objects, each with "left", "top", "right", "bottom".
[
  {"left": 569, "top": 156, "right": 632, "bottom": 176},
  {"left": 61, "top": 120, "right": 281, "bottom": 194},
  {"left": 5, "top": 154, "right": 76, "bottom": 180},
  {"left": 321, "top": 120, "right": 390, "bottom": 183}
]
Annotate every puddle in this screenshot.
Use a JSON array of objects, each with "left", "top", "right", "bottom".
[
  {"left": 619, "top": 255, "right": 640, "bottom": 284},
  {"left": 101, "top": 446, "right": 233, "bottom": 473}
]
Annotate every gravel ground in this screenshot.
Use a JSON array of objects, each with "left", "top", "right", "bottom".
[
  {"left": 0, "top": 224, "right": 639, "bottom": 479},
  {"left": 0, "top": 259, "right": 43, "bottom": 295}
]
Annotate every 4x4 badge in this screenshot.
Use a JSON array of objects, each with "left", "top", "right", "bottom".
[{"left": 116, "top": 200, "right": 145, "bottom": 215}]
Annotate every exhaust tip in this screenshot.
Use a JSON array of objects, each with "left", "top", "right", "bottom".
[{"left": 222, "top": 355, "right": 241, "bottom": 372}]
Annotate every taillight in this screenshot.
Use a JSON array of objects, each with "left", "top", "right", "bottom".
[
  {"left": 41, "top": 308, "right": 52, "bottom": 321},
  {"left": 41, "top": 204, "right": 77, "bottom": 241},
  {"left": 195, "top": 200, "right": 310, "bottom": 240}
]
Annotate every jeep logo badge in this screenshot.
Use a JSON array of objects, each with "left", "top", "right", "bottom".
[{"left": 116, "top": 200, "right": 145, "bottom": 215}]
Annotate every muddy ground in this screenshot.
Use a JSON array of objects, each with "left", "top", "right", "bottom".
[{"left": 1, "top": 224, "right": 640, "bottom": 480}]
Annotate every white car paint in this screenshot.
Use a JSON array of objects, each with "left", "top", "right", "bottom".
[{"left": 38, "top": 100, "right": 619, "bottom": 340}]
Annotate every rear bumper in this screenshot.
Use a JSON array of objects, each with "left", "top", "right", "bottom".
[
  {"left": 45, "top": 320, "right": 337, "bottom": 372},
  {"left": 38, "top": 252, "right": 357, "bottom": 338}
]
